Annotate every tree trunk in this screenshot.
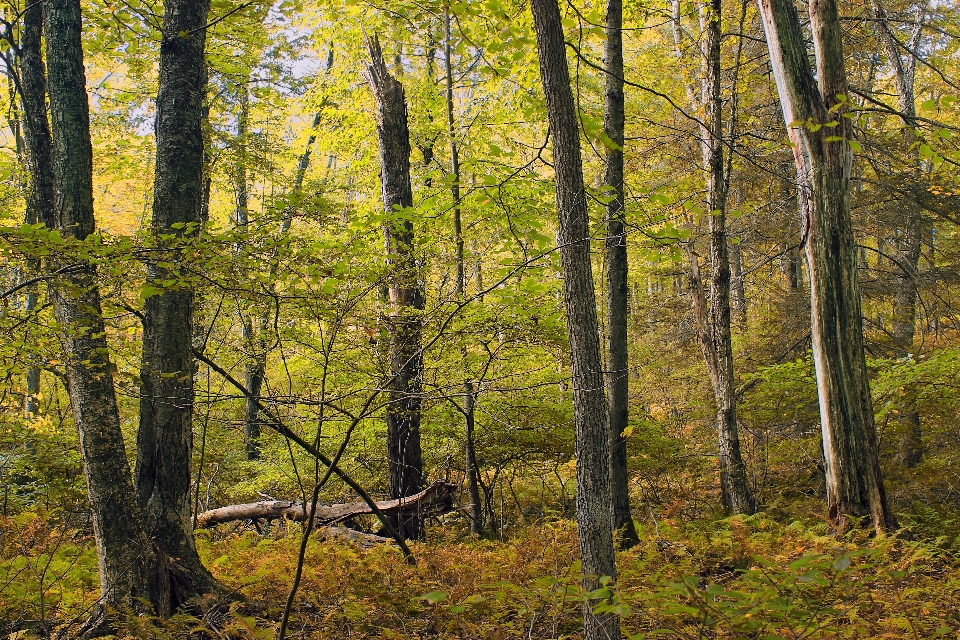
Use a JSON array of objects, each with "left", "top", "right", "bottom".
[
  {"left": 602, "top": 0, "right": 639, "bottom": 549},
  {"left": 444, "top": 7, "right": 464, "bottom": 299},
  {"left": 702, "top": 0, "right": 754, "bottom": 516},
  {"left": 464, "top": 381, "right": 484, "bottom": 534},
  {"left": 676, "top": 0, "right": 753, "bottom": 515},
  {"left": 444, "top": 5, "right": 483, "bottom": 536},
  {"left": 43, "top": 0, "right": 159, "bottom": 632},
  {"left": 364, "top": 34, "right": 425, "bottom": 541},
  {"left": 18, "top": 2, "right": 53, "bottom": 419},
  {"left": 529, "top": 1, "right": 620, "bottom": 638},
  {"left": 135, "top": 0, "right": 220, "bottom": 605},
  {"left": 757, "top": 0, "right": 895, "bottom": 532},
  {"left": 875, "top": 0, "right": 925, "bottom": 468},
  {"left": 197, "top": 480, "right": 456, "bottom": 528},
  {"left": 232, "top": 84, "right": 265, "bottom": 461},
  {"left": 729, "top": 235, "right": 748, "bottom": 322}
]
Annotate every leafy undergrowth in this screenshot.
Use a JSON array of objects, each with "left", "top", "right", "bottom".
[{"left": 3, "top": 508, "right": 960, "bottom": 639}]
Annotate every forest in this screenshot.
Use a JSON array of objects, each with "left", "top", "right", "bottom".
[{"left": 1, "top": 0, "right": 960, "bottom": 637}]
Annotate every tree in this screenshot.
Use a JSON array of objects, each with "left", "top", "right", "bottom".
[
  {"left": 757, "top": 0, "right": 896, "bottom": 532},
  {"left": 529, "top": 0, "right": 620, "bottom": 637},
  {"left": 603, "top": 0, "right": 640, "bottom": 548},
  {"left": 43, "top": 0, "right": 158, "bottom": 632},
  {"left": 700, "top": 0, "right": 754, "bottom": 515},
  {"left": 364, "top": 33, "right": 425, "bottom": 540},
  {"left": 17, "top": 0, "right": 54, "bottom": 418},
  {"left": 442, "top": 4, "right": 484, "bottom": 536},
  {"left": 874, "top": 0, "right": 928, "bottom": 468},
  {"left": 135, "top": 0, "right": 220, "bottom": 603},
  {"left": 671, "top": 0, "right": 754, "bottom": 516}
]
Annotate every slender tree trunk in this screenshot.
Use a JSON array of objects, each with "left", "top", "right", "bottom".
[
  {"left": 238, "top": 102, "right": 324, "bottom": 459},
  {"left": 136, "top": 0, "right": 220, "bottom": 604},
  {"left": 232, "top": 84, "right": 265, "bottom": 461},
  {"left": 729, "top": 235, "right": 748, "bottom": 322},
  {"left": 529, "top": 1, "right": 619, "bottom": 637},
  {"left": 444, "top": 7, "right": 464, "bottom": 297},
  {"left": 364, "top": 34, "right": 425, "bottom": 540},
  {"left": 464, "top": 381, "right": 484, "bottom": 534},
  {"left": 875, "top": 0, "right": 925, "bottom": 468},
  {"left": 702, "top": 0, "right": 753, "bottom": 515},
  {"left": 757, "top": 0, "right": 895, "bottom": 532},
  {"left": 43, "top": 1, "right": 158, "bottom": 632},
  {"left": 676, "top": 0, "right": 753, "bottom": 514},
  {"left": 19, "top": 3, "right": 53, "bottom": 418},
  {"left": 8, "top": 66, "right": 40, "bottom": 419},
  {"left": 602, "top": 0, "right": 639, "bottom": 548},
  {"left": 444, "top": 6, "right": 483, "bottom": 535}
]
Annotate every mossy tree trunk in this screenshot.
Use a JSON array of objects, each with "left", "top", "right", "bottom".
[
  {"left": 43, "top": 1, "right": 159, "bottom": 633},
  {"left": 135, "top": 0, "right": 221, "bottom": 605}
]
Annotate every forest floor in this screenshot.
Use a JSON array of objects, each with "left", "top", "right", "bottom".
[{"left": 3, "top": 492, "right": 960, "bottom": 639}]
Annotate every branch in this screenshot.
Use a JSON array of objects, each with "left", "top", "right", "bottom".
[{"left": 190, "top": 347, "right": 415, "bottom": 561}]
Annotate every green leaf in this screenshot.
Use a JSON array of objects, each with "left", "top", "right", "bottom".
[
  {"left": 649, "top": 193, "right": 670, "bottom": 205},
  {"left": 417, "top": 590, "right": 448, "bottom": 604},
  {"left": 139, "top": 284, "right": 163, "bottom": 301}
]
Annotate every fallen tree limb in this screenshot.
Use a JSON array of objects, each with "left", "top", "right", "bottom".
[
  {"left": 197, "top": 481, "right": 457, "bottom": 532},
  {"left": 190, "top": 347, "right": 414, "bottom": 560}
]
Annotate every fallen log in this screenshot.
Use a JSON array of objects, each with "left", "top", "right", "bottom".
[{"left": 196, "top": 481, "right": 457, "bottom": 532}]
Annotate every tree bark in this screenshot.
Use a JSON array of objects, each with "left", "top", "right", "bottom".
[
  {"left": 464, "top": 381, "right": 484, "bottom": 534},
  {"left": 729, "top": 234, "right": 748, "bottom": 322},
  {"left": 231, "top": 83, "right": 266, "bottom": 461},
  {"left": 602, "top": 0, "right": 639, "bottom": 549},
  {"left": 443, "top": 7, "right": 483, "bottom": 536},
  {"left": 364, "top": 34, "right": 425, "bottom": 541},
  {"left": 529, "top": 1, "right": 620, "bottom": 638},
  {"left": 702, "top": 0, "right": 754, "bottom": 516},
  {"left": 43, "top": 0, "right": 158, "bottom": 631},
  {"left": 676, "top": 0, "right": 753, "bottom": 515},
  {"left": 757, "top": 0, "right": 895, "bottom": 532},
  {"left": 197, "top": 480, "right": 456, "bottom": 528},
  {"left": 19, "top": 1, "right": 54, "bottom": 418},
  {"left": 135, "top": 0, "right": 220, "bottom": 605}
]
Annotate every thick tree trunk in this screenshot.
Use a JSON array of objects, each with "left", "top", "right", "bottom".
[
  {"left": 135, "top": 0, "right": 219, "bottom": 605},
  {"left": 529, "top": 1, "right": 620, "bottom": 638},
  {"left": 875, "top": 0, "right": 925, "bottom": 468},
  {"left": 364, "top": 35, "right": 425, "bottom": 541},
  {"left": 43, "top": 0, "right": 159, "bottom": 632},
  {"left": 757, "top": 0, "right": 895, "bottom": 532},
  {"left": 602, "top": 0, "right": 640, "bottom": 549}
]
